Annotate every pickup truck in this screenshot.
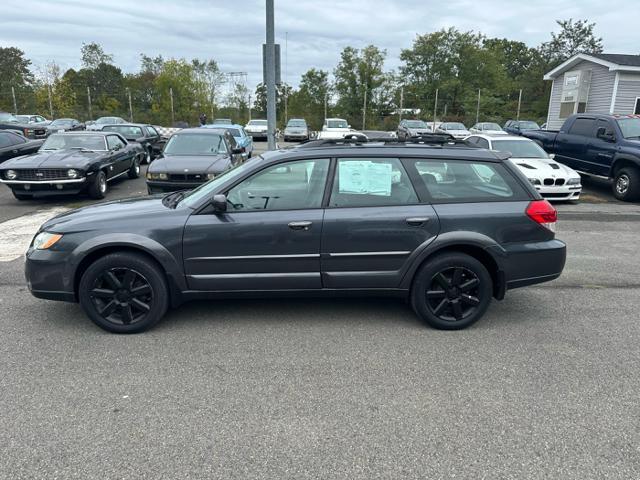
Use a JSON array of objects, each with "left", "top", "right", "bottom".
[
  {"left": 522, "top": 114, "right": 640, "bottom": 201},
  {"left": 0, "top": 111, "right": 48, "bottom": 139}
]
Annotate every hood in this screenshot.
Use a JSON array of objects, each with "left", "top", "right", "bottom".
[
  {"left": 0, "top": 149, "right": 103, "bottom": 169},
  {"left": 149, "top": 154, "right": 231, "bottom": 173},
  {"left": 511, "top": 157, "right": 577, "bottom": 177},
  {"left": 408, "top": 128, "right": 432, "bottom": 135},
  {"left": 447, "top": 130, "right": 471, "bottom": 137},
  {"left": 41, "top": 195, "right": 173, "bottom": 233}
]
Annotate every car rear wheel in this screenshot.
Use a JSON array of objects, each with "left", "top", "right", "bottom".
[
  {"left": 411, "top": 253, "right": 492, "bottom": 330},
  {"left": 78, "top": 252, "right": 168, "bottom": 333},
  {"left": 128, "top": 155, "right": 141, "bottom": 179},
  {"left": 613, "top": 167, "right": 640, "bottom": 202},
  {"left": 88, "top": 171, "right": 107, "bottom": 199}
]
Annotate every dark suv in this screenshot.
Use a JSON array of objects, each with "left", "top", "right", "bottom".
[{"left": 25, "top": 137, "right": 566, "bottom": 333}]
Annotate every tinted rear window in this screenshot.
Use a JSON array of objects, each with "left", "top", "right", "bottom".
[
  {"left": 410, "top": 159, "right": 529, "bottom": 203},
  {"left": 569, "top": 118, "right": 595, "bottom": 136}
]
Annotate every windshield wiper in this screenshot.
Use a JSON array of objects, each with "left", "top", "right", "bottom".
[{"left": 162, "top": 190, "right": 189, "bottom": 208}]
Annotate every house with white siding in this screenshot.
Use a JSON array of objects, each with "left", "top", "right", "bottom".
[{"left": 543, "top": 53, "right": 640, "bottom": 130}]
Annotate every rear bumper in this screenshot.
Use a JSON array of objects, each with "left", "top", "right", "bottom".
[{"left": 497, "top": 239, "right": 567, "bottom": 290}]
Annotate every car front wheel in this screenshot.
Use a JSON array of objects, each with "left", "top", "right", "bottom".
[
  {"left": 613, "top": 167, "right": 640, "bottom": 202},
  {"left": 411, "top": 253, "right": 493, "bottom": 330},
  {"left": 128, "top": 155, "right": 141, "bottom": 179},
  {"left": 78, "top": 252, "right": 168, "bottom": 333},
  {"left": 88, "top": 171, "right": 107, "bottom": 199}
]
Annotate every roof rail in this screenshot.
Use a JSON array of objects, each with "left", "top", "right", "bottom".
[{"left": 296, "top": 132, "right": 473, "bottom": 149}]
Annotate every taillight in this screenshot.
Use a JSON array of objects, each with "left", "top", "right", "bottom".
[{"left": 526, "top": 200, "right": 557, "bottom": 231}]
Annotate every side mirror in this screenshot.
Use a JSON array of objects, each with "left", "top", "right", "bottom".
[
  {"left": 549, "top": 153, "right": 556, "bottom": 160},
  {"left": 211, "top": 194, "right": 227, "bottom": 213},
  {"left": 596, "top": 127, "right": 614, "bottom": 142}
]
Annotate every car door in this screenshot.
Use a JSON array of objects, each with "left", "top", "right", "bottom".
[
  {"left": 555, "top": 117, "right": 594, "bottom": 171},
  {"left": 105, "top": 135, "right": 129, "bottom": 176},
  {"left": 585, "top": 118, "right": 616, "bottom": 176},
  {"left": 0, "top": 132, "right": 14, "bottom": 162},
  {"left": 321, "top": 157, "right": 440, "bottom": 289},
  {"left": 182, "top": 157, "right": 331, "bottom": 291}
]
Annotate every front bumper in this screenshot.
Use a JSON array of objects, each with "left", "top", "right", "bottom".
[
  {"left": 247, "top": 130, "right": 268, "bottom": 138},
  {"left": 25, "top": 248, "right": 77, "bottom": 303},
  {"left": 533, "top": 184, "right": 582, "bottom": 201},
  {"left": 2, "top": 178, "right": 87, "bottom": 196},
  {"left": 146, "top": 179, "right": 202, "bottom": 193}
]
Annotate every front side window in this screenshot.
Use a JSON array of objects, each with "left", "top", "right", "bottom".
[
  {"left": 412, "top": 160, "right": 526, "bottom": 202},
  {"left": 0, "top": 133, "right": 14, "bottom": 148},
  {"left": 107, "top": 136, "right": 125, "bottom": 150},
  {"left": 227, "top": 159, "right": 329, "bottom": 211},
  {"left": 329, "top": 158, "right": 418, "bottom": 208},
  {"left": 146, "top": 126, "right": 159, "bottom": 137}
]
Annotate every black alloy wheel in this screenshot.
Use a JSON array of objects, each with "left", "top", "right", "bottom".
[
  {"left": 90, "top": 267, "right": 152, "bottom": 326},
  {"left": 426, "top": 267, "right": 481, "bottom": 322}
]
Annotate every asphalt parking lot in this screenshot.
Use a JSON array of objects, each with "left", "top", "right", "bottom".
[{"left": 1, "top": 141, "right": 639, "bottom": 478}]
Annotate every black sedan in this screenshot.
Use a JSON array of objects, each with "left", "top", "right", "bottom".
[
  {"left": 146, "top": 128, "right": 242, "bottom": 194},
  {"left": 0, "top": 132, "right": 144, "bottom": 200},
  {"left": 46, "top": 118, "right": 85, "bottom": 134},
  {"left": 0, "top": 131, "right": 44, "bottom": 163},
  {"left": 101, "top": 123, "right": 166, "bottom": 163}
]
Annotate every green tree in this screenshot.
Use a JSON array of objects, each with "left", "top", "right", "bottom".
[
  {"left": 252, "top": 82, "right": 291, "bottom": 126},
  {"left": 288, "top": 68, "right": 330, "bottom": 130},
  {"left": 540, "top": 19, "right": 604, "bottom": 65},
  {"left": 81, "top": 42, "right": 114, "bottom": 69},
  {"left": 152, "top": 58, "right": 199, "bottom": 126},
  {"left": 0, "top": 47, "right": 34, "bottom": 113}
]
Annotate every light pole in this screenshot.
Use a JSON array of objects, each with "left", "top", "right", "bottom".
[{"left": 265, "top": 0, "right": 277, "bottom": 150}]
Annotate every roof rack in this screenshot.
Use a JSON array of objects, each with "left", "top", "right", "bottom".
[{"left": 296, "top": 132, "right": 474, "bottom": 149}]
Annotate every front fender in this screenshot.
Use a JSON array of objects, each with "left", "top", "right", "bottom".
[{"left": 611, "top": 153, "right": 640, "bottom": 176}]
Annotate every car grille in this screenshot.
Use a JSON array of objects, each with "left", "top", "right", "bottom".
[
  {"left": 12, "top": 169, "right": 69, "bottom": 181},
  {"left": 543, "top": 178, "right": 565, "bottom": 186},
  {"left": 543, "top": 192, "right": 572, "bottom": 198},
  {"left": 168, "top": 173, "right": 206, "bottom": 182},
  {"left": 34, "top": 129, "right": 47, "bottom": 137}
]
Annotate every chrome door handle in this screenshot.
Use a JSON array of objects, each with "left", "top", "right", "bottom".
[
  {"left": 406, "top": 217, "right": 429, "bottom": 226},
  {"left": 288, "top": 221, "right": 312, "bottom": 231}
]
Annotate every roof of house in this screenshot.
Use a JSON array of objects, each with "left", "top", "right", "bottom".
[{"left": 544, "top": 53, "right": 640, "bottom": 80}]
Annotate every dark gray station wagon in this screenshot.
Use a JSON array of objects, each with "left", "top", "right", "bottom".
[{"left": 26, "top": 138, "right": 566, "bottom": 333}]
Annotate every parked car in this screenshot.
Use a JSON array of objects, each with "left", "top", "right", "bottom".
[
  {"left": 212, "top": 118, "right": 232, "bottom": 125},
  {"left": 522, "top": 114, "right": 640, "bottom": 201},
  {"left": 15, "top": 114, "right": 50, "bottom": 126},
  {"left": 436, "top": 122, "right": 471, "bottom": 139},
  {"left": 397, "top": 119, "right": 432, "bottom": 140},
  {"left": 503, "top": 120, "right": 541, "bottom": 136},
  {"left": 146, "top": 128, "right": 242, "bottom": 194},
  {"left": 0, "top": 131, "right": 45, "bottom": 163},
  {"left": 101, "top": 123, "right": 166, "bottom": 163},
  {"left": 245, "top": 119, "right": 268, "bottom": 139},
  {"left": 0, "top": 132, "right": 144, "bottom": 200},
  {"left": 283, "top": 118, "right": 310, "bottom": 142},
  {"left": 25, "top": 137, "right": 566, "bottom": 333},
  {"left": 466, "top": 134, "right": 582, "bottom": 201},
  {"left": 202, "top": 123, "right": 253, "bottom": 160},
  {"left": 46, "top": 118, "right": 85, "bottom": 134},
  {"left": 469, "top": 122, "right": 508, "bottom": 135},
  {"left": 317, "top": 118, "right": 365, "bottom": 140},
  {"left": 0, "top": 111, "right": 48, "bottom": 139},
  {"left": 86, "top": 116, "right": 127, "bottom": 131}
]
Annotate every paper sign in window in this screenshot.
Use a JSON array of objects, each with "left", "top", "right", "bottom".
[{"left": 338, "top": 161, "right": 392, "bottom": 196}]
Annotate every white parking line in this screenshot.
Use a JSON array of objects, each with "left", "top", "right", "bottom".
[{"left": 0, "top": 208, "right": 69, "bottom": 262}]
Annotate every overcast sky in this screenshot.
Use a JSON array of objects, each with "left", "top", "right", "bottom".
[{"left": 3, "top": 0, "right": 638, "bottom": 89}]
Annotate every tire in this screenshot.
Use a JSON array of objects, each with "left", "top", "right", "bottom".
[
  {"left": 78, "top": 252, "right": 168, "bottom": 333},
  {"left": 88, "top": 170, "right": 107, "bottom": 199},
  {"left": 612, "top": 167, "right": 640, "bottom": 202},
  {"left": 411, "top": 253, "right": 493, "bottom": 330},
  {"left": 128, "top": 155, "right": 141, "bottom": 179},
  {"left": 144, "top": 148, "right": 152, "bottom": 164},
  {"left": 12, "top": 191, "right": 31, "bottom": 201}
]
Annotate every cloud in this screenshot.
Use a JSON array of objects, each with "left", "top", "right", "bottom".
[{"left": 2, "top": 0, "right": 638, "bottom": 90}]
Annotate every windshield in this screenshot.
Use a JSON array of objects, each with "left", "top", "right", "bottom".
[
  {"left": 164, "top": 133, "right": 227, "bottom": 155},
  {"left": 248, "top": 120, "right": 267, "bottom": 126},
  {"left": 405, "top": 120, "right": 427, "bottom": 128},
  {"left": 482, "top": 123, "right": 503, "bottom": 131},
  {"left": 0, "top": 112, "right": 19, "bottom": 123},
  {"left": 97, "top": 117, "right": 119, "bottom": 124},
  {"left": 327, "top": 120, "right": 348, "bottom": 128},
  {"left": 213, "top": 119, "right": 231, "bottom": 124},
  {"left": 16, "top": 115, "right": 30, "bottom": 122},
  {"left": 518, "top": 121, "right": 540, "bottom": 130},
  {"left": 180, "top": 159, "right": 257, "bottom": 208},
  {"left": 616, "top": 118, "right": 640, "bottom": 139},
  {"left": 441, "top": 122, "right": 466, "bottom": 130},
  {"left": 41, "top": 134, "right": 106, "bottom": 151},
  {"left": 50, "top": 119, "right": 73, "bottom": 126},
  {"left": 103, "top": 125, "right": 143, "bottom": 137},
  {"left": 287, "top": 120, "right": 306, "bottom": 127},
  {"left": 491, "top": 139, "right": 548, "bottom": 158}
]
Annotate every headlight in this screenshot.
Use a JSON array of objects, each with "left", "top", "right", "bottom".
[
  {"left": 146, "top": 172, "right": 168, "bottom": 180},
  {"left": 32, "top": 231, "right": 63, "bottom": 250},
  {"left": 566, "top": 178, "right": 581, "bottom": 185},
  {"left": 67, "top": 169, "right": 79, "bottom": 178},
  {"left": 207, "top": 173, "right": 216, "bottom": 180},
  {"left": 528, "top": 178, "right": 541, "bottom": 185},
  {"left": 6, "top": 170, "right": 18, "bottom": 180}
]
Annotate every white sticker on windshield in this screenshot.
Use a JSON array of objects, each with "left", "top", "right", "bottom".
[{"left": 339, "top": 161, "right": 393, "bottom": 196}]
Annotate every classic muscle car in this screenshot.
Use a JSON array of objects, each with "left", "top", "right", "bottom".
[
  {"left": 0, "top": 132, "right": 144, "bottom": 200},
  {"left": 101, "top": 123, "right": 166, "bottom": 163},
  {"left": 0, "top": 131, "right": 45, "bottom": 163}
]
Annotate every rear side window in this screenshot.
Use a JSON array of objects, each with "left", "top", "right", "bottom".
[
  {"left": 569, "top": 118, "right": 595, "bottom": 136},
  {"left": 329, "top": 158, "right": 419, "bottom": 207},
  {"left": 410, "top": 159, "right": 529, "bottom": 202}
]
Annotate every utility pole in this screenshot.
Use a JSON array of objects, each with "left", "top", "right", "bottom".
[
  {"left": 11, "top": 87, "right": 17, "bottom": 114},
  {"left": 362, "top": 85, "right": 367, "bottom": 130},
  {"left": 284, "top": 31, "right": 288, "bottom": 124},
  {"left": 127, "top": 88, "right": 133, "bottom": 122},
  {"left": 476, "top": 89, "right": 481, "bottom": 124},
  {"left": 265, "top": 0, "right": 277, "bottom": 150},
  {"left": 432, "top": 88, "right": 438, "bottom": 132},
  {"left": 47, "top": 83, "right": 53, "bottom": 118},
  {"left": 399, "top": 86, "right": 404, "bottom": 122},
  {"left": 248, "top": 94, "right": 252, "bottom": 121},
  {"left": 324, "top": 92, "right": 328, "bottom": 120},
  {"left": 169, "top": 87, "right": 175, "bottom": 126},
  {"left": 87, "top": 86, "right": 93, "bottom": 120},
  {"left": 443, "top": 103, "right": 448, "bottom": 118},
  {"left": 516, "top": 89, "right": 523, "bottom": 120},
  {"left": 210, "top": 88, "right": 215, "bottom": 123}
]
